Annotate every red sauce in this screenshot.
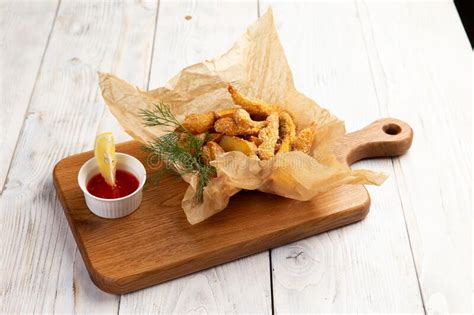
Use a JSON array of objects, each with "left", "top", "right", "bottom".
[{"left": 87, "top": 170, "right": 139, "bottom": 199}]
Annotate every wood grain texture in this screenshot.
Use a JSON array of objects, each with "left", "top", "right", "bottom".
[
  {"left": 0, "top": 0, "right": 59, "bottom": 191},
  {"left": 96, "top": 0, "right": 158, "bottom": 144},
  {"left": 52, "top": 118, "right": 412, "bottom": 294},
  {"left": 335, "top": 118, "right": 413, "bottom": 166},
  {"left": 1, "top": 0, "right": 470, "bottom": 312},
  {"left": 116, "top": 1, "right": 273, "bottom": 314},
  {"left": 0, "top": 0, "right": 157, "bottom": 313},
  {"left": 72, "top": 1, "right": 159, "bottom": 313},
  {"left": 358, "top": 1, "right": 472, "bottom": 312},
  {"left": 260, "top": 1, "right": 425, "bottom": 313}
]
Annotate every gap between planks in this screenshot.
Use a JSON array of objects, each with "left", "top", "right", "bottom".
[{"left": 354, "top": 1, "right": 427, "bottom": 312}]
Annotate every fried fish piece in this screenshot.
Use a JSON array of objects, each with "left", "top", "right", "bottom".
[
  {"left": 176, "top": 132, "right": 206, "bottom": 155},
  {"left": 216, "top": 108, "right": 238, "bottom": 119},
  {"left": 293, "top": 124, "right": 317, "bottom": 154},
  {"left": 214, "top": 117, "right": 240, "bottom": 135},
  {"left": 233, "top": 109, "right": 268, "bottom": 130},
  {"left": 182, "top": 112, "right": 216, "bottom": 134},
  {"left": 214, "top": 117, "right": 260, "bottom": 136},
  {"left": 248, "top": 135, "right": 263, "bottom": 146},
  {"left": 277, "top": 111, "right": 296, "bottom": 154},
  {"left": 274, "top": 142, "right": 281, "bottom": 152},
  {"left": 278, "top": 139, "right": 290, "bottom": 153},
  {"left": 228, "top": 84, "right": 275, "bottom": 120},
  {"left": 201, "top": 141, "right": 225, "bottom": 165},
  {"left": 219, "top": 136, "right": 257, "bottom": 156},
  {"left": 177, "top": 132, "right": 205, "bottom": 146},
  {"left": 257, "top": 112, "right": 279, "bottom": 160},
  {"left": 205, "top": 133, "right": 223, "bottom": 143}
]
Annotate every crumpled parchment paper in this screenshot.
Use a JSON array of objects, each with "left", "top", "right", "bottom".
[{"left": 99, "top": 8, "right": 386, "bottom": 224}]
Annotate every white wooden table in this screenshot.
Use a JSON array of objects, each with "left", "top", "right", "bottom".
[{"left": 1, "top": 0, "right": 471, "bottom": 313}]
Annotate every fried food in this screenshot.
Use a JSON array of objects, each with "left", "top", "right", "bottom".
[
  {"left": 279, "top": 137, "right": 291, "bottom": 153},
  {"left": 215, "top": 117, "right": 244, "bottom": 136},
  {"left": 228, "top": 84, "right": 275, "bottom": 120},
  {"left": 248, "top": 135, "right": 263, "bottom": 146},
  {"left": 182, "top": 112, "right": 216, "bottom": 134},
  {"left": 277, "top": 111, "right": 296, "bottom": 154},
  {"left": 206, "top": 133, "right": 223, "bottom": 143},
  {"left": 293, "top": 124, "right": 317, "bottom": 154},
  {"left": 274, "top": 142, "right": 281, "bottom": 152},
  {"left": 216, "top": 108, "right": 238, "bottom": 119},
  {"left": 257, "top": 112, "right": 279, "bottom": 160},
  {"left": 219, "top": 136, "right": 257, "bottom": 156},
  {"left": 201, "top": 141, "right": 225, "bottom": 165},
  {"left": 214, "top": 117, "right": 260, "bottom": 136},
  {"left": 176, "top": 132, "right": 207, "bottom": 155},
  {"left": 178, "top": 92, "right": 314, "bottom": 162},
  {"left": 233, "top": 109, "right": 268, "bottom": 130}
]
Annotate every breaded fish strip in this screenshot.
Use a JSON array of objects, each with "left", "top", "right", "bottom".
[
  {"left": 205, "top": 133, "right": 223, "bottom": 143},
  {"left": 277, "top": 111, "right": 296, "bottom": 154},
  {"left": 233, "top": 109, "right": 268, "bottom": 130},
  {"left": 176, "top": 132, "right": 206, "bottom": 155},
  {"left": 248, "top": 135, "right": 263, "bottom": 146},
  {"left": 201, "top": 141, "right": 225, "bottom": 165},
  {"left": 182, "top": 112, "right": 216, "bottom": 134},
  {"left": 216, "top": 108, "right": 238, "bottom": 119},
  {"left": 257, "top": 112, "right": 279, "bottom": 160},
  {"left": 228, "top": 84, "right": 275, "bottom": 120},
  {"left": 293, "top": 124, "right": 317, "bottom": 154},
  {"left": 214, "top": 117, "right": 261, "bottom": 136}
]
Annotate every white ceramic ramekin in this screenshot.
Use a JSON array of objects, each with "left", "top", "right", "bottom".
[{"left": 78, "top": 153, "right": 146, "bottom": 219}]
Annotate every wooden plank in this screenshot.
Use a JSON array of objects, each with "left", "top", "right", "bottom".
[
  {"left": 0, "top": 0, "right": 59, "bottom": 191},
  {"left": 52, "top": 119, "right": 413, "bottom": 293},
  {"left": 116, "top": 1, "right": 272, "bottom": 313},
  {"left": 95, "top": 0, "right": 158, "bottom": 143},
  {"left": 72, "top": 1, "right": 159, "bottom": 313},
  {"left": 0, "top": 0, "right": 157, "bottom": 313},
  {"left": 260, "top": 1, "right": 425, "bottom": 312},
  {"left": 118, "top": 251, "right": 271, "bottom": 313},
  {"left": 358, "top": 1, "right": 471, "bottom": 312}
]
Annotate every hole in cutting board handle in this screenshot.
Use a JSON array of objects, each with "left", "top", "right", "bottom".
[
  {"left": 382, "top": 123, "right": 401, "bottom": 135},
  {"left": 335, "top": 118, "right": 414, "bottom": 166}
]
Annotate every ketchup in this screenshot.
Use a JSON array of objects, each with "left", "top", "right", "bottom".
[{"left": 87, "top": 170, "right": 139, "bottom": 199}]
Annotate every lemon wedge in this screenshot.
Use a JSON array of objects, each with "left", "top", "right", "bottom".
[{"left": 94, "top": 132, "right": 117, "bottom": 187}]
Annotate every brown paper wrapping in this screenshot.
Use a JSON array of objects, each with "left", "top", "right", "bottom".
[{"left": 98, "top": 9, "right": 386, "bottom": 224}]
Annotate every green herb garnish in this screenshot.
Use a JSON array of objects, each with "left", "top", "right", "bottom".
[
  {"left": 140, "top": 101, "right": 184, "bottom": 131},
  {"left": 140, "top": 102, "right": 215, "bottom": 204}
]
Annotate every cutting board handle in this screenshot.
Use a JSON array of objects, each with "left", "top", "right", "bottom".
[{"left": 335, "top": 118, "right": 413, "bottom": 166}]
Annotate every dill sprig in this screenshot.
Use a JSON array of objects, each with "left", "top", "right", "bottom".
[
  {"left": 141, "top": 102, "right": 215, "bottom": 204},
  {"left": 140, "top": 101, "right": 185, "bottom": 131}
]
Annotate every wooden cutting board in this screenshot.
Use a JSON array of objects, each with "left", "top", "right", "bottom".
[{"left": 53, "top": 118, "right": 412, "bottom": 294}]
